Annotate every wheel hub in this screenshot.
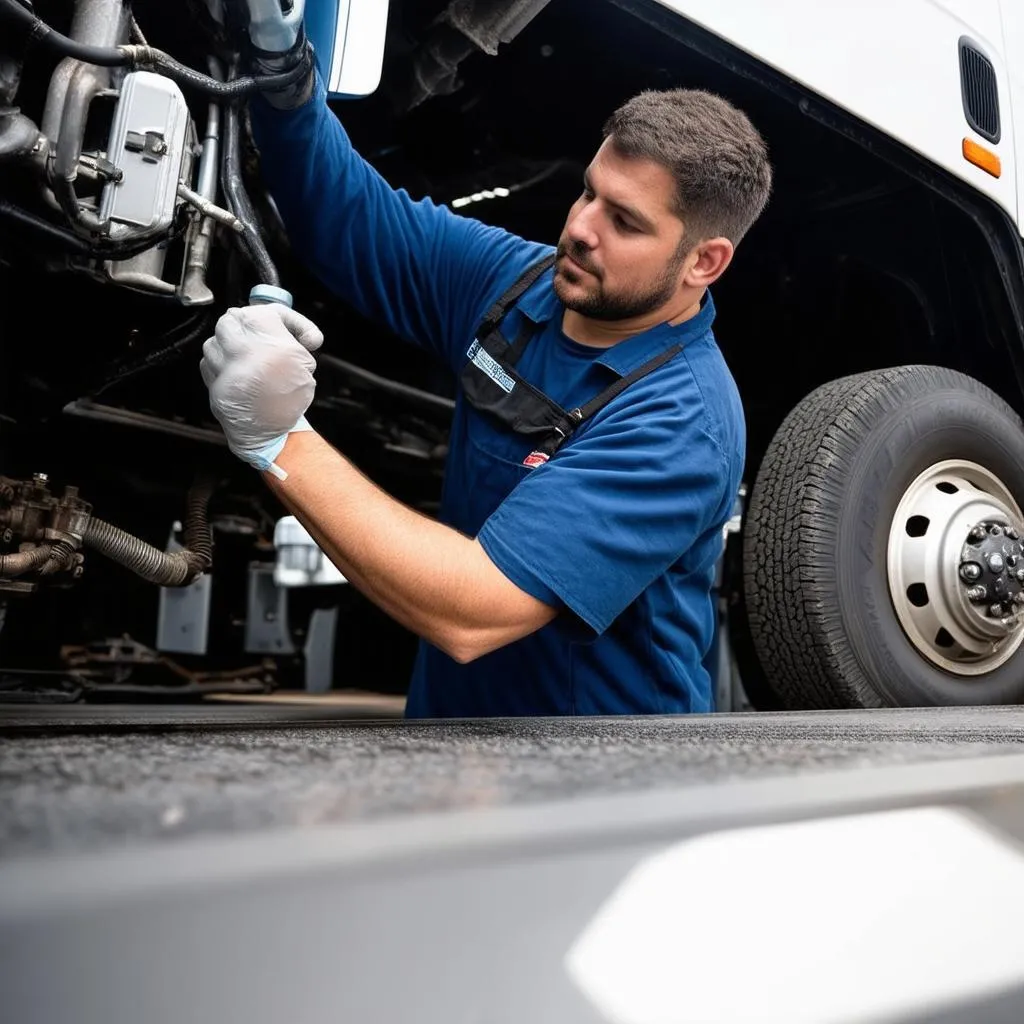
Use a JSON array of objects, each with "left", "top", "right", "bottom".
[
  {"left": 959, "top": 521, "right": 1024, "bottom": 624},
  {"left": 887, "top": 460, "right": 1024, "bottom": 676}
]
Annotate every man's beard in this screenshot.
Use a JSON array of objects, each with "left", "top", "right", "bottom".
[{"left": 553, "top": 240, "right": 686, "bottom": 321}]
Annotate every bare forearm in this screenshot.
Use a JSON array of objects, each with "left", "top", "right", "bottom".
[{"left": 265, "top": 430, "right": 553, "bottom": 660}]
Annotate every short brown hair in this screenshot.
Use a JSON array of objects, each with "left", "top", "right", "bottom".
[{"left": 603, "top": 89, "right": 772, "bottom": 245}]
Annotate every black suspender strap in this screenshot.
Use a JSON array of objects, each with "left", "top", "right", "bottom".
[
  {"left": 476, "top": 253, "right": 557, "bottom": 338},
  {"left": 570, "top": 343, "right": 684, "bottom": 424},
  {"left": 506, "top": 319, "right": 543, "bottom": 366},
  {"left": 535, "top": 342, "right": 686, "bottom": 461}
]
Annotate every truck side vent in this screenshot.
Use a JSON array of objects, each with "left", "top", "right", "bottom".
[{"left": 959, "top": 38, "right": 1000, "bottom": 143}]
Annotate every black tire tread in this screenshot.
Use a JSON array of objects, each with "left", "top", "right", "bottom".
[{"left": 743, "top": 365, "right": 1021, "bottom": 710}]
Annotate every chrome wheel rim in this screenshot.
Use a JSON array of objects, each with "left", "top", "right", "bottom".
[{"left": 887, "top": 460, "right": 1024, "bottom": 675}]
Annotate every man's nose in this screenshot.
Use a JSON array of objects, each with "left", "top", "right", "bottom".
[{"left": 567, "top": 204, "right": 600, "bottom": 250}]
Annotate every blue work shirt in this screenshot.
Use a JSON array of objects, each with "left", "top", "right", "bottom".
[{"left": 252, "top": 78, "right": 746, "bottom": 717}]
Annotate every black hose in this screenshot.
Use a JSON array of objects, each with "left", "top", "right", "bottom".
[
  {"left": 0, "top": 198, "right": 186, "bottom": 259},
  {"left": 0, "top": 109, "right": 39, "bottom": 162},
  {"left": 0, "top": 1, "right": 315, "bottom": 99},
  {"left": 91, "top": 313, "right": 215, "bottom": 397},
  {"left": 83, "top": 479, "right": 214, "bottom": 587},
  {"left": 0, "top": 544, "right": 52, "bottom": 579},
  {"left": 0, "top": 0, "right": 130, "bottom": 67},
  {"left": 127, "top": 45, "right": 314, "bottom": 101},
  {"left": 221, "top": 86, "right": 280, "bottom": 286}
]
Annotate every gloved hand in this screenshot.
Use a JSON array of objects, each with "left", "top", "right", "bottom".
[{"left": 201, "top": 304, "right": 324, "bottom": 479}]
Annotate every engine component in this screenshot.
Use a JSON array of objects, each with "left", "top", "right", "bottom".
[
  {"left": 0, "top": 474, "right": 214, "bottom": 591},
  {"left": 99, "top": 72, "right": 191, "bottom": 236},
  {"left": 1, "top": 0, "right": 315, "bottom": 98}
]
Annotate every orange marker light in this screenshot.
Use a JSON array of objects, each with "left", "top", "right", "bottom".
[{"left": 963, "top": 138, "right": 1002, "bottom": 178}]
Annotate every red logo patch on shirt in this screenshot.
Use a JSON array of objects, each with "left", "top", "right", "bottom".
[{"left": 523, "top": 450, "right": 550, "bottom": 468}]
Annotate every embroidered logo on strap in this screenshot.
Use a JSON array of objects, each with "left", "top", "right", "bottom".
[{"left": 467, "top": 339, "right": 516, "bottom": 394}]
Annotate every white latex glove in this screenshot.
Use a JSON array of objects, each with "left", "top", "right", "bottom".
[{"left": 200, "top": 304, "right": 324, "bottom": 479}]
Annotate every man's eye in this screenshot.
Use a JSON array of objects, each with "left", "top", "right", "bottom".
[{"left": 615, "top": 216, "right": 639, "bottom": 233}]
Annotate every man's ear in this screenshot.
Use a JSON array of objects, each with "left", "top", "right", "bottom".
[{"left": 682, "top": 237, "right": 735, "bottom": 289}]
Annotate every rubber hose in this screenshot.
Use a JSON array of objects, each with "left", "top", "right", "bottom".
[
  {"left": 0, "top": 1, "right": 313, "bottom": 97},
  {"left": 0, "top": 109, "right": 39, "bottom": 162},
  {"left": 222, "top": 96, "right": 280, "bottom": 285},
  {"left": 0, "top": 0, "right": 130, "bottom": 67},
  {"left": 131, "top": 46, "right": 313, "bottom": 100},
  {"left": 0, "top": 544, "right": 52, "bottom": 578},
  {"left": 0, "top": 198, "right": 185, "bottom": 259}
]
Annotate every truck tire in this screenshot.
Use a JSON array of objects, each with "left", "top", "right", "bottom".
[{"left": 743, "top": 365, "right": 1024, "bottom": 709}]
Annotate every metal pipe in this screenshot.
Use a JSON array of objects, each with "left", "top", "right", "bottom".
[
  {"left": 197, "top": 101, "right": 221, "bottom": 202},
  {"left": 177, "top": 183, "right": 243, "bottom": 232},
  {"left": 41, "top": 0, "right": 127, "bottom": 144},
  {"left": 51, "top": 61, "right": 108, "bottom": 234}
]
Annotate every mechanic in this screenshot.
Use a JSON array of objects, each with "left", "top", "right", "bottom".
[{"left": 200, "top": 29, "right": 773, "bottom": 718}]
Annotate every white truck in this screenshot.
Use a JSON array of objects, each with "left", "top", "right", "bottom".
[{"left": 1, "top": 0, "right": 1023, "bottom": 711}]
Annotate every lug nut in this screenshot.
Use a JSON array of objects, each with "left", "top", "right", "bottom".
[
  {"left": 967, "top": 585, "right": 988, "bottom": 601},
  {"left": 990, "top": 603, "right": 1005, "bottom": 617},
  {"left": 1014, "top": 593, "right": 1024, "bottom": 606},
  {"left": 991, "top": 524, "right": 1004, "bottom": 537},
  {"left": 1009, "top": 555, "right": 1020, "bottom": 568},
  {"left": 1008, "top": 527, "right": 1020, "bottom": 541},
  {"left": 32, "top": 472, "right": 48, "bottom": 486},
  {"left": 960, "top": 562, "right": 982, "bottom": 582},
  {"left": 969, "top": 526, "right": 987, "bottom": 542},
  {"left": 1, "top": 528, "right": 11, "bottom": 545},
  {"left": 988, "top": 553, "right": 1005, "bottom": 573}
]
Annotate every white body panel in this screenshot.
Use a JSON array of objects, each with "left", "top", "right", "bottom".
[{"left": 652, "top": 0, "right": 1018, "bottom": 228}]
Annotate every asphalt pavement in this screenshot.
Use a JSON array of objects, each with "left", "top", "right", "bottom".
[{"left": 4, "top": 703, "right": 1024, "bottom": 858}]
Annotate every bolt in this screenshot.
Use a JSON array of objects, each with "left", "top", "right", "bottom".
[
  {"left": 960, "top": 562, "right": 982, "bottom": 582},
  {"left": 990, "top": 603, "right": 1005, "bottom": 617},
  {"left": 989, "top": 553, "right": 1006, "bottom": 573},
  {"left": 967, "top": 585, "right": 988, "bottom": 602},
  {"left": 969, "top": 526, "right": 987, "bottom": 542},
  {"left": 991, "top": 524, "right": 1004, "bottom": 537}
]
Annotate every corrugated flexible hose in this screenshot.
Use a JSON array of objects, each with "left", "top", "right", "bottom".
[{"left": 83, "top": 479, "right": 214, "bottom": 587}]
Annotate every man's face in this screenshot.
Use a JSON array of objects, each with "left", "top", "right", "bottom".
[{"left": 553, "top": 139, "right": 690, "bottom": 322}]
